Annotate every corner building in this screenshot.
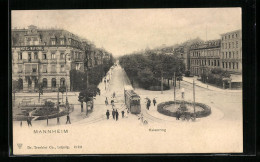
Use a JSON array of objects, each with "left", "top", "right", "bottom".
[
  {"left": 189, "top": 39, "right": 221, "bottom": 76},
  {"left": 12, "top": 25, "right": 84, "bottom": 92},
  {"left": 220, "top": 30, "right": 242, "bottom": 74}
]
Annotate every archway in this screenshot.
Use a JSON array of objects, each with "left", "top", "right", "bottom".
[{"left": 51, "top": 78, "right": 56, "bottom": 88}]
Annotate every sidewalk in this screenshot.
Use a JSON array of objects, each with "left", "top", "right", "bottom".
[
  {"left": 15, "top": 91, "right": 79, "bottom": 97},
  {"left": 183, "top": 76, "right": 242, "bottom": 93}
]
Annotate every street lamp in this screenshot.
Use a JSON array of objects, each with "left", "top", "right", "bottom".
[{"left": 65, "top": 53, "right": 70, "bottom": 105}]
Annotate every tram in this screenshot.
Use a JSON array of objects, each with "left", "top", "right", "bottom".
[{"left": 124, "top": 85, "right": 141, "bottom": 114}]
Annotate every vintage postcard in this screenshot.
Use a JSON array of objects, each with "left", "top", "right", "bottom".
[{"left": 11, "top": 8, "right": 243, "bottom": 155}]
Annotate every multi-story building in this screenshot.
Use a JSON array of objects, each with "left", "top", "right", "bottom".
[
  {"left": 12, "top": 25, "right": 85, "bottom": 92},
  {"left": 220, "top": 30, "right": 242, "bottom": 74},
  {"left": 190, "top": 39, "right": 221, "bottom": 76}
]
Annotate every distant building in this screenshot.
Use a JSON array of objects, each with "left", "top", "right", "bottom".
[
  {"left": 173, "top": 45, "right": 190, "bottom": 71},
  {"left": 220, "top": 30, "right": 242, "bottom": 74},
  {"left": 12, "top": 25, "right": 85, "bottom": 92},
  {"left": 189, "top": 39, "right": 221, "bottom": 76}
]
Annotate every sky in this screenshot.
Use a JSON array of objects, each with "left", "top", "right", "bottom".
[{"left": 12, "top": 8, "right": 241, "bottom": 57}]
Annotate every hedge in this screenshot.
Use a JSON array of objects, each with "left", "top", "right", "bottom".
[{"left": 157, "top": 100, "right": 211, "bottom": 118}]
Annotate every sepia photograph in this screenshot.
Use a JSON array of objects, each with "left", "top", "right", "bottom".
[{"left": 11, "top": 8, "right": 243, "bottom": 155}]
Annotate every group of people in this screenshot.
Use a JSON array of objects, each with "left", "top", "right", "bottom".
[
  {"left": 146, "top": 98, "right": 157, "bottom": 110},
  {"left": 25, "top": 116, "right": 32, "bottom": 127},
  {"left": 106, "top": 109, "right": 125, "bottom": 121},
  {"left": 176, "top": 111, "right": 196, "bottom": 121}
]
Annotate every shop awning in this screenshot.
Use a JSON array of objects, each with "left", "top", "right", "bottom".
[{"left": 230, "top": 74, "right": 242, "bottom": 83}]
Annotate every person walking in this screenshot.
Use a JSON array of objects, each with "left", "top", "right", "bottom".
[
  {"left": 106, "top": 110, "right": 110, "bottom": 119},
  {"left": 153, "top": 98, "right": 157, "bottom": 106},
  {"left": 121, "top": 110, "right": 125, "bottom": 118},
  {"left": 105, "top": 97, "right": 108, "bottom": 106},
  {"left": 176, "top": 110, "right": 180, "bottom": 120},
  {"left": 146, "top": 100, "right": 151, "bottom": 110},
  {"left": 113, "top": 92, "right": 116, "bottom": 98},
  {"left": 46, "top": 115, "right": 49, "bottom": 126},
  {"left": 111, "top": 99, "right": 115, "bottom": 109},
  {"left": 66, "top": 114, "right": 71, "bottom": 124},
  {"left": 28, "top": 117, "right": 32, "bottom": 127},
  {"left": 20, "top": 121, "right": 22, "bottom": 127},
  {"left": 115, "top": 109, "right": 119, "bottom": 121},
  {"left": 112, "top": 109, "right": 115, "bottom": 120},
  {"left": 27, "top": 116, "right": 32, "bottom": 127}
]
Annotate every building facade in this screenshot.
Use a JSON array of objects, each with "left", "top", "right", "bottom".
[
  {"left": 12, "top": 25, "right": 85, "bottom": 92},
  {"left": 173, "top": 45, "right": 191, "bottom": 71},
  {"left": 220, "top": 30, "right": 242, "bottom": 74},
  {"left": 190, "top": 39, "right": 221, "bottom": 76}
]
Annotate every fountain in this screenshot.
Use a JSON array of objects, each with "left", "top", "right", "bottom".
[{"left": 157, "top": 87, "right": 211, "bottom": 119}]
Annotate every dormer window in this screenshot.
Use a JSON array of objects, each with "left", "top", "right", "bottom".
[
  {"left": 60, "top": 39, "right": 64, "bottom": 45},
  {"left": 51, "top": 52, "right": 56, "bottom": 59},
  {"left": 51, "top": 40, "right": 56, "bottom": 45},
  {"left": 18, "top": 52, "right": 23, "bottom": 60}
]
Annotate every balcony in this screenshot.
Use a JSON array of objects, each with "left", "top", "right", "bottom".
[
  {"left": 73, "top": 58, "right": 83, "bottom": 62},
  {"left": 41, "top": 59, "right": 48, "bottom": 63},
  {"left": 23, "top": 59, "right": 40, "bottom": 63},
  {"left": 16, "top": 60, "right": 23, "bottom": 64},
  {"left": 49, "top": 59, "right": 57, "bottom": 64},
  {"left": 24, "top": 71, "right": 38, "bottom": 76},
  {"left": 58, "top": 59, "right": 66, "bottom": 63}
]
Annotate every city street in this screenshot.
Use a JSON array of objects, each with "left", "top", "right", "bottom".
[{"left": 13, "top": 65, "right": 243, "bottom": 154}]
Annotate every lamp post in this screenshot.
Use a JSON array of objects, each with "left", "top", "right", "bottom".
[
  {"left": 65, "top": 53, "right": 70, "bottom": 105},
  {"left": 193, "top": 79, "right": 196, "bottom": 114},
  {"left": 207, "top": 76, "right": 208, "bottom": 89}
]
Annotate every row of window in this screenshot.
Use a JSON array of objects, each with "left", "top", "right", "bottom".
[
  {"left": 222, "top": 62, "right": 239, "bottom": 70},
  {"left": 51, "top": 39, "right": 65, "bottom": 45},
  {"left": 221, "top": 41, "right": 239, "bottom": 49},
  {"left": 17, "top": 51, "right": 82, "bottom": 60},
  {"left": 191, "top": 59, "right": 220, "bottom": 67},
  {"left": 190, "top": 67, "right": 198, "bottom": 73},
  {"left": 222, "top": 51, "right": 240, "bottom": 59},
  {"left": 191, "top": 50, "right": 219, "bottom": 57},
  {"left": 25, "top": 78, "right": 66, "bottom": 88},
  {"left": 18, "top": 64, "right": 66, "bottom": 73},
  {"left": 222, "top": 33, "right": 239, "bottom": 40},
  {"left": 42, "top": 78, "right": 66, "bottom": 88}
]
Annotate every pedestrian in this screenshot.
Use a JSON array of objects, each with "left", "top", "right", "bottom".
[
  {"left": 66, "top": 114, "right": 71, "bottom": 124},
  {"left": 176, "top": 110, "right": 180, "bottom": 120},
  {"left": 46, "top": 115, "right": 49, "bottom": 126},
  {"left": 112, "top": 109, "right": 115, "bottom": 120},
  {"left": 20, "top": 121, "right": 22, "bottom": 127},
  {"left": 111, "top": 99, "right": 115, "bottom": 108},
  {"left": 105, "top": 97, "right": 108, "bottom": 106},
  {"left": 115, "top": 109, "right": 119, "bottom": 121},
  {"left": 113, "top": 92, "right": 116, "bottom": 98},
  {"left": 28, "top": 117, "right": 32, "bottom": 127},
  {"left": 81, "top": 102, "right": 83, "bottom": 111},
  {"left": 27, "top": 116, "right": 32, "bottom": 127},
  {"left": 153, "top": 98, "right": 157, "bottom": 106},
  {"left": 146, "top": 101, "right": 150, "bottom": 110},
  {"left": 121, "top": 110, "right": 125, "bottom": 118},
  {"left": 106, "top": 110, "right": 110, "bottom": 119}
]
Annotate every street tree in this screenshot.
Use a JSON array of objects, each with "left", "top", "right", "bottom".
[
  {"left": 78, "top": 85, "right": 100, "bottom": 114},
  {"left": 38, "top": 82, "right": 44, "bottom": 102}
]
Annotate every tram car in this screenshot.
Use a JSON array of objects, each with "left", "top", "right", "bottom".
[{"left": 124, "top": 85, "right": 141, "bottom": 114}]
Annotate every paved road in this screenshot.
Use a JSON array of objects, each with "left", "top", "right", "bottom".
[{"left": 13, "top": 64, "right": 242, "bottom": 127}]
